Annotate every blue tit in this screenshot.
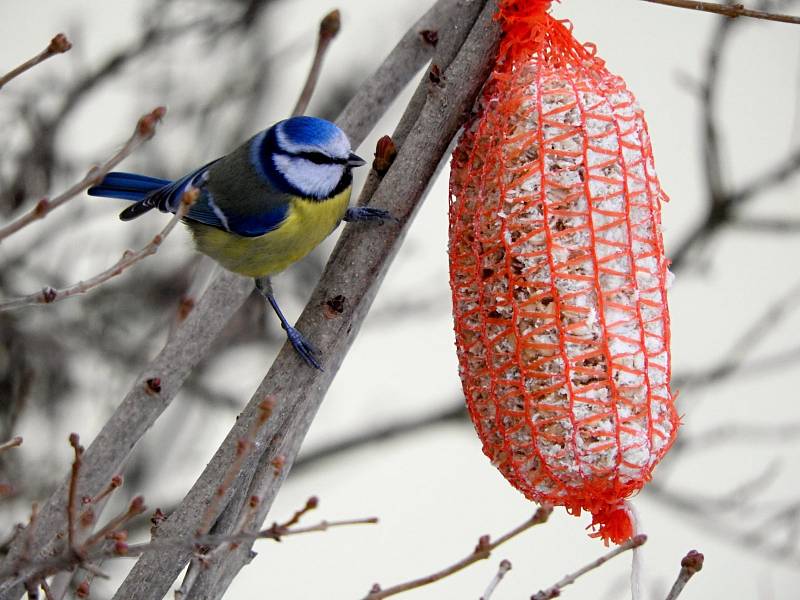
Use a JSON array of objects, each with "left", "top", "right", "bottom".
[{"left": 88, "top": 115, "right": 391, "bottom": 370}]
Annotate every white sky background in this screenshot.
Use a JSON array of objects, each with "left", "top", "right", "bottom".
[{"left": 1, "top": 0, "right": 800, "bottom": 599}]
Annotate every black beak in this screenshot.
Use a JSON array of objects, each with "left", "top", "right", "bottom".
[{"left": 346, "top": 152, "right": 366, "bottom": 168}]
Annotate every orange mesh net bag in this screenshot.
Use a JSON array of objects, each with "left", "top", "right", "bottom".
[{"left": 449, "top": 0, "right": 679, "bottom": 544}]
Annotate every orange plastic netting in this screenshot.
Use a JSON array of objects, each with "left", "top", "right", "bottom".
[{"left": 449, "top": 0, "right": 678, "bottom": 544}]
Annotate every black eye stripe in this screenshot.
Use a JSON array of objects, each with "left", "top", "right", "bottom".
[{"left": 295, "top": 151, "right": 346, "bottom": 165}]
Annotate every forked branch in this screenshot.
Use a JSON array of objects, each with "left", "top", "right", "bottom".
[{"left": 0, "top": 188, "right": 198, "bottom": 310}]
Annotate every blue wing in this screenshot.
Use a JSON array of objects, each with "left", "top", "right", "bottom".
[
  {"left": 92, "top": 161, "right": 289, "bottom": 237},
  {"left": 172, "top": 160, "right": 288, "bottom": 237},
  {"left": 182, "top": 186, "right": 288, "bottom": 237}
]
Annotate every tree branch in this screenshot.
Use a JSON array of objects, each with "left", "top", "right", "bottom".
[
  {"left": 641, "top": 0, "right": 800, "bottom": 24},
  {"left": 0, "top": 437, "right": 22, "bottom": 454},
  {"left": 0, "top": 189, "right": 197, "bottom": 311},
  {"left": 0, "top": 107, "right": 166, "bottom": 243},
  {"left": 664, "top": 550, "right": 705, "bottom": 600},
  {"left": 2, "top": 512, "right": 377, "bottom": 590},
  {"left": 0, "top": 34, "right": 71, "bottom": 91},
  {"left": 479, "top": 559, "right": 512, "bottom": 600},
  {"left": 530, "top": 535, "right": 648, "bottom": 600},
  {"left": 365, "top": 508, "right": 550, "bottom": 600},
  {"left": 291, "top": 9, "right": 341, "bottom": 117}
]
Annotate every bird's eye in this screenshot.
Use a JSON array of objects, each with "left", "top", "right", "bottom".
[{"left": 298, "top": 151, "right": 335, "bottom": 165}]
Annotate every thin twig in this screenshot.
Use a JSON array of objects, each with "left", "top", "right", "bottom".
[
  {"left": 83, "top": 497, "right": 146, "bottom": 549},
  {"left": 480, "top": 559, "right": 512, "bottom": 600},
  {"left": 665, "top": 550, "right": 704, "bottom": 600},
  {"left": 0, "top": 437, "right": 23, "bottom": 453},
  {"left": 88, "top": 476, "right": 124, "bottom": 507},
  {"left": 0, "top": 33, "right": 71, "bottom": 91},
  {"left": 0, "top": 188, "right": 197, "bottom": 310},
  {"left": 67, "top": 435, "right": 83, "bottom": 551},
  {"left": 530, "top": 535, "right": 648, "bottom": 600},
  {"left": 0, "top": 106, "right": 166, "bottom": 243},
  {"left": 364, "top": 507, "right": 552, "bottom": 600},
  {"left": 2, "top": 515, "right": 377, "bottom": 587},
  {"left": 291, "top": 9, "right": 341, "bottom": 117},
  {"left": 21, "top": 504, "right": 38, "bottom": 566},
  {"left": 174, "top": 494, "right": 320, "bottom": 599},
  {"left": 196, "top": 399, "right": 274, "bottom": 535},
  {"left": 642, "top": 0, "right": 800, "bottom": 23},
  {"left": 245, "top": 516, "right": 378, "bottom": 542},
  {"left": 274, "top": 496, "right": 319, "bottom": 530},
  {"left": 161, "top": 516, "right": 376, "bottom": 557}
]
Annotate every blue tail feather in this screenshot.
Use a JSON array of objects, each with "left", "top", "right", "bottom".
[{"left": 88, "top": 172, "right": 172, "bottom": 202}]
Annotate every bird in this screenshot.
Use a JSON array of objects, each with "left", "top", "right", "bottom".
[{"left": 88, "top": 115, "right": 391, "bottom": 370}]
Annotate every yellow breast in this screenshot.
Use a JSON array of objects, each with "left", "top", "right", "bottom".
[{"left": 188, "top": 187, "right": 351, "bottom": 278}]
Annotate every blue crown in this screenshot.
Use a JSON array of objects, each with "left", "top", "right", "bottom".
[{"left": 279, "top": 116, "right": 342, "bottom": 147}]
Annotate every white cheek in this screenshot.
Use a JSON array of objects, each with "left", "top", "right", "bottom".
[{"left": 274, "top": 155, "right": 344, "bottom": 198}]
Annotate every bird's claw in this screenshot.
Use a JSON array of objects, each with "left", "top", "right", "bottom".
[
  {"left": 284, "top": 325, "right": 323, "bottom": 370},
  {"left": 344, "top": 206, "right": 396, "bottom": 224}
]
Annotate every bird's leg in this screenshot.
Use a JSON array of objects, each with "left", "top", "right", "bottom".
[
  {"left": 343, "top": 206, "right": 396, "bottom": 224},
  {"left": 254, "top": 277, "right": 322, "bottom": 370}
]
